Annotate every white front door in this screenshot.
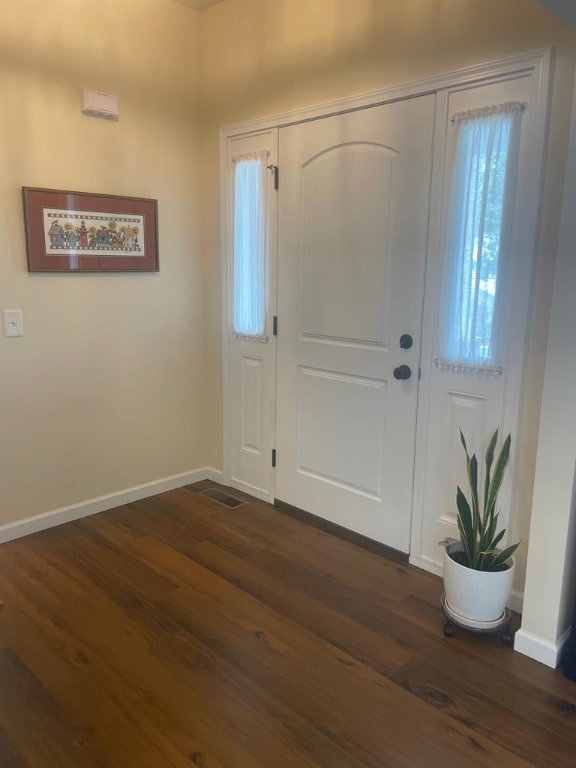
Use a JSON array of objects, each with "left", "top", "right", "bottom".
[{"left": 275, "top": 96, "right": 435, "bottom": 552}]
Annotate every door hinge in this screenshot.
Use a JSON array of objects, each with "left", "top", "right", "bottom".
[
  {"left": 267, "top": 164, "right": 279, "bottom": 191},
  {"left": 273, "top": 316, "right": 278, "bottom": 337},
  {"left": 272, "top": 449, "right": 277, "bottom": 468}
]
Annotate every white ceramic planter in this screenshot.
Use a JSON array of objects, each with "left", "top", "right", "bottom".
[{"left": 443, "top": 543, "right": 515, "bottom": 623}]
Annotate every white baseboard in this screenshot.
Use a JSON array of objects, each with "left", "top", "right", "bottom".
[
  {"left": 409, "top": 554, "right": 443, "bottom": 578},
  {"left": 204, "top": 468, "right": 225, "bottom": 484},
  {"left": 409, "top": 554, "right": 524, "bottom": 614},
  {"left": 0, "top": 467, "right": 224, "bottom": 546},
  {"left": 514, "top": 626, "right": 571, "bottom": 669}
]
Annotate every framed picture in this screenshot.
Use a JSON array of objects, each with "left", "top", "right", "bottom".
[{"left": 22, "top": 187, "right": 159, "bottom": 273}]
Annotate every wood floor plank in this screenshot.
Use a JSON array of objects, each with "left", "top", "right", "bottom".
[
  {"left": 391, "top": 656, "right": 576, "bottom": 767},
  {"left": 2, "top": 532, "right": 359, "bottom": 768},
  {"left": 416, "top": 637, "right": 576, "bottom": 746},
  {"left": 180, "top": 487, "right": 434, "bottom": 603},
  {"left": 0, "top": 551, "right": 231, "bottom": 768},
  {"left": 247, "top": 546, "right": 421, "bottom": 619},
  {"left": 189, "top": 539, "right": 414, "bottom": 675},
  {"left": 0, "top": 721, "right": 27, "bottom": 768},
  {"left": 0, "top": 482, "right": 573, "bottom": 767},
  {"left": 0, "top": 646, "right": 113, "bottom": 768},
  {"left": 194, "top": 494, "right": 545, "bottom": 676},
  {"left": 4, "top": 564, "right": 278, "bottom": 768},
  {"left": 132, "top": 493, "right": 264, "bottom": 558},
  {"left": 96, "top": 532, "right": 535, "bottom": 767}
]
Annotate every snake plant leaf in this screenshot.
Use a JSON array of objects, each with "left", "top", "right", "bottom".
[
  {"left": 468, "top": 454, "right": 480, "bottom": 532},
  {"left": 479, "top": 528, "right": 508, "bottom": 570},
  {"left": 490, "top": 542, "right": 520, "bottom": 570},
  {"left": 459, "top": 429, "right": 481, "bottom": 534},
  {"left": 478, "top": 513, "right": 499, "bottom": 570},
  {"left": 484, "top": 427, "right": 499, "bottom": 515},
  {"left": 490, "top": 528, "right": 506, "bottom": 551},
  {"left": 456, "top": 486, "right": 475, "bottom": 567},
  {"left": 485, "top": 433, "right": 511, "bottom": 522},
  {"left": 456, "top": 515, "right": 469, "bottom": 557},
  {"left": 459, "top": 429, "right": 469, "bottom": 457},
  {"left": 480, "top": 511, "right": 499, "bottom": 552}
]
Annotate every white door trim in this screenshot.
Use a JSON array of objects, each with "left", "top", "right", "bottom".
[
  {"left": 221, "top": 49, "right": 551, "bottom": 140},
  {"left": 220, "top": 48, "right": 552, "bottom": 518}
]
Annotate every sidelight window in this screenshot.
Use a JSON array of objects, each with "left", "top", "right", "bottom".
[
  {"left": 440, "top": 102, "right": 524, "bottom": 368},
  {"left": 232, "top": 153, "right": 269, "bottom": 339}
]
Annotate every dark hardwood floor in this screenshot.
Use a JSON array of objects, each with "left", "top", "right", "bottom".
[{"left": 0, "top": 481, "right": 574, "bottom": 767}]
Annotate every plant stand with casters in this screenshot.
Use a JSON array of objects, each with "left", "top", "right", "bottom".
[{"left": 441, "top": 593, "right": 513, "bottom": 644}]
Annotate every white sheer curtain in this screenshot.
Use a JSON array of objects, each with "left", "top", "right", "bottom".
[
  {"left": 440, "top": 102, "right": 523, "bottom": 367},
  {"left": 233, "top": 152, "right": 269, "bottom": 338}
]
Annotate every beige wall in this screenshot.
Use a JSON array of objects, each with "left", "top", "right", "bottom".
[
  {"left": 0, "top": 0, "right": 205, "bottom": 523},
  {"left": 199, "top": 0, "right": 576, "bottom": 591}
]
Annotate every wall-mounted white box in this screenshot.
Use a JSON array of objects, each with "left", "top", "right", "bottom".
[{"left": 81, "top": 90, "right": 119, "bottom": 121}]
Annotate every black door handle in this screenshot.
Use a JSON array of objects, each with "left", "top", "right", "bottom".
[{"left": 393, "top": 364, "right": 412, "bottom": 380}]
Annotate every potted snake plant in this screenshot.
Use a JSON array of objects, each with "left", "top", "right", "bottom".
[{"left": 440, "top": 427, "right": 519, "bottom": 625}]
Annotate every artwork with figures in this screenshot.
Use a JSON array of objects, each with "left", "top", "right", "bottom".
[
  {"left": 44, "top": 209, "right": 144, "bottom": 257},
  {"left": 23, "top": 187, "right": 158, "bottom": 272}
]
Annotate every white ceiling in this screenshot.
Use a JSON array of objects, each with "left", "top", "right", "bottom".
[
  {"left": 536, "top": 0, "right": 576, "bottom": 27},
  {"left": 170, "top": 0, "right": 576, "bottom": 24},
  {"left": 171, "top": 0, "right": 225, "bottom": 11}
]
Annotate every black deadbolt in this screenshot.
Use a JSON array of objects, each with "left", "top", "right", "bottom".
[{"left": 400, "top": 333, "right": 413, "bottom": 350}]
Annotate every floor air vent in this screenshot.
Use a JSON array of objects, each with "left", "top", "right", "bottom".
[{"left": 199, "top": 488, "right": 248, "bottom": 509}]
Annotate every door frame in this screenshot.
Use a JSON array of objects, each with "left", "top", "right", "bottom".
[{"left": 220, "top": 48, "right": 551, "bottom": 540}]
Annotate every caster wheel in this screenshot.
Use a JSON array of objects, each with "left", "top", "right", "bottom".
[
  {"left": 443, "top": 621, "right": 455, "bottom": 637},
  {"left": 501, "top": 628, "right": 513, "bottom": 645}
]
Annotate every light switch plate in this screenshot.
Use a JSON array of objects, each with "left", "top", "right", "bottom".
[{"left": 3, "top": 309, "right": 23, "bottom": 337}]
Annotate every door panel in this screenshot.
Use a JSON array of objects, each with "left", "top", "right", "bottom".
[
  {"left": 412, "top": 75, "right": 533, "bottom": 571},
  {"left": 297, "top": 367, "right": 387, "bottom": 499},
  {"left": 226, "top": 130, "right": 278, "bottom": 500},
  {"left": 300, "top": 143, "right": 394, "bottom": 345},
  {"left": 240, "top": 355, "right": 263, "bottom": 457},
  {"left": 275, "top": 96, "right": 435, "bottom": 552}
]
